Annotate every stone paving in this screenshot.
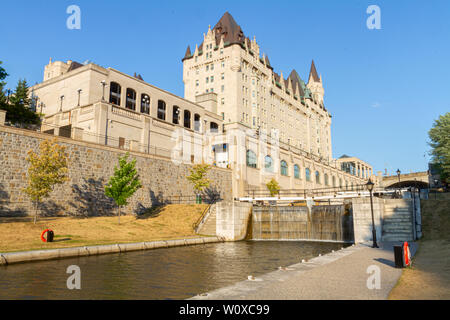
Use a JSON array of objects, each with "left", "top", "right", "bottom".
[{"left": 190, "top": 241, "right": 417, "bottom": 300}]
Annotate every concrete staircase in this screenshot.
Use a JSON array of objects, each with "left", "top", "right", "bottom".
[
  {"left": 382, "top": 201, "right": 414, "bottom": 242},
  {"left": 196, "top": 205, "right": 217, "bottom": 236}
]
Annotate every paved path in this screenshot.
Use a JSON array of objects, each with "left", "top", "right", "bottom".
[{"left": 190, "top": 242, "right": 417, "bottom": 300}]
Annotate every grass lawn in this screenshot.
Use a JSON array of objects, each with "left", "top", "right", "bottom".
[
  {"left": 389, "top": 199, "right": 450, "bottom": 299},
  {"left": 0, "top": 204, "right": 208, "bottom": 253}
]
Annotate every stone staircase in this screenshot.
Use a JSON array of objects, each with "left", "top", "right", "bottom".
[
  {"left": 382, "top": 200, "right": 414, "bottom": 242},
  {"left": 196, "top": 204, "right": 217, "bottom": 236}
]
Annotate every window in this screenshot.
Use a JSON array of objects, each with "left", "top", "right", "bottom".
[
  {"left": 140, "top": 94, "right": 150, "bottom": 114},
  {"left": 332, "top": 176, "right": 336, "bottom": 187},
  {"left": 221, "top": 98, "right": 224, "bottom": 105},
  {"left": 196, "top": 80, "right": 199, "bottom": 87},
  {"left": 210, "top": 122, "right": 218, "bottom": 133},
  {"left": 109, "top": 82, "right": 121, "bottom": 105},
  {"left": 211, "top": 64, "right": 214, "bottom": 70},
  {"left": 184, "top": 110, "right": 191, "bottom": 128},
  {"left": 221, "top": 112, "right": 224, "bottom": 120},
  {"left": 211, "top": 76, "right": 214, "bottom": 83},
  {"left": 221, "top": 73, "right": 224, "bottom": 80},
  {"left": 315, "top": 171, "right": 320, "bottom": 184},
  {"left": 126, "top": 88, "right": 136, "bottom": 110},
  {"left": 294, "top": 164, "right": 300, "bottom": 179},
  {"left": 305, "top": 168, "right": 311, "bottom": 181},
  {"left": 221, "top": 85, "right": 224, "bottom": 92},
  {"left": 157, "top": 100, "right": 166, "bottom": 120},
  {"left": 172, "top": 106, "right": 180, "bottom": 124},
  {"left": 194, "top": 114, "right": 201, "bottom": 132},
  {"left": 206, "top": 77, "right": 209, "bottom": 84},
  {"left": 281, "top": 160, "right": 288, "bottom": 176},
  {"left": 265, "top": 156, "right": 273, "bottom": 172},
  {"left": 119, "top": 137, "right": 125, "bottom": 149},
  {"left": 246, "top": 150, "right": 257, "bottom": 168},
  {"left": 324, "top": 174, "right": 329, "bottom": 186},
  {"left": 221, "top": 62, "right": 225, "bottom": 68}
]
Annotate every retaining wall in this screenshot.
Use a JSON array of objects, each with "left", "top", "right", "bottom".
[{"left": 0, "top": 125, "right": 232, "bottom": 217}]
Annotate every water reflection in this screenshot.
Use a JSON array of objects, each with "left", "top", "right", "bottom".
[{"left": 0, "top": 241, "right": 348, "bottom": 300}]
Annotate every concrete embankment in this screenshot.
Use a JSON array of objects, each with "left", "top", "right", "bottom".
[
  {"left": 190, "top": 241, "right": 418, "bottom": 300},
  {"left": 0, "top": 236, "right": 224, "bottom": 266}
]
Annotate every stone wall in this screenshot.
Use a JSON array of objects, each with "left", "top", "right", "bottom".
[{"left": 0, "top": 126, "right": 232, "bottom": 217}]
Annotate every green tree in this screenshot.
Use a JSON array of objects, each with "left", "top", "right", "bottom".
[
  {"left": 23, "top": 139, "right": 69, "bottom": 224},
  {"left": 428, "top": 112, "right": 450, "bottom": 184},
  {"left": 186, "top": 164, "right": 211, "bottom": 203},
  {"left": 0, "top": 61, "right": 9, "bottom": 106},
  {"left": 105, "top": 153, "right": 142, "bottom": 224},
  {"left": 6, "top": 79, "right": 40, "bottom": 125},
  {"left": 266, "top": 178, "right": 280, "bottom": 197}
]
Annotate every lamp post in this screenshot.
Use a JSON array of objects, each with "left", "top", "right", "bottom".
[
  {"left": 366, "top": 180, "right": 379, "bottom": 248},
  {"left": 396, "top": 169, "right": 401, "bottom": 183}
]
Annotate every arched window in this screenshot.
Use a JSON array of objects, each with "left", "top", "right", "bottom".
[
  {"left": 210, "top": 122, "right": 218, "bottom": 133},
  {"left": 294, "top": 164, "right": 300, "bottom": 179},
  {"left": 140, "top": 94, "right": 150, "bottom": 114},
  {"left": 126, "top": 88, "right": 136, "bottom": 110},
  {"left": 332, "top": 176, "right": 336, "bottom": 187},
  {"left": 109, "top": 82, "right": 121, "bottom": 105},
  {"left": 157, "top": 100, "right": 166, "bottom": 120},
  {"left": 172, "top": 106, "right": 180, "bottom": 124},
  {"left": 184, "top": 110, "right": 191, "bottom": 128},
  {"left": 339, "top": 178, "right": 343, "bottom": 188},
  {"left": 265, "top": 155, "right": 273, "bottom": 172},
  {"left": 280, "top": 160, "right": 288, "bottom": 176},
  {"left": 315, "top": 171, "right": 320, "bottom": 184},
  {"left": 324, "top": 174, "right": 329, "bottom": 186},
  {"left": 305, "top": 168, "right": 311, "bottom": 181},
  {"left": 194, "top": 114, "right": 201, "bottom": 132},
  {"left": 246, "top": 150, "right": 257, "bottom": 168}
]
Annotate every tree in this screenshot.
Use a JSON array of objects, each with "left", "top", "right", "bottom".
[
  {"left": 0, "top": 61, "right": 9, "bottom": 106},
  {"left": 6, "top": 79, "right": 40, "bottom": 125},
  {"left": 104, "top": 152, "right": 142, "bottom": 224},
  {"left": 428, "top": 112, "right": 450, "bottom": 184},
  {"left": 186, "top": 164, "right": 211, "bottom": 203},
  {"left": 23, "top": 139, "right": 69, "bottom": 224},
  {"left": 266, "top": 178, "right": 280, "bottom": 197}
]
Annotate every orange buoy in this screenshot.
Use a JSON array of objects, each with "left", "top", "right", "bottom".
[
  {"left": 403, "top": 241, "right": 411, "bottom": 267},
  {"left": 40, "top": 229, "right": 53, "bottom": 242}
]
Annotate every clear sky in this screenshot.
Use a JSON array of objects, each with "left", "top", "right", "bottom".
[{"left": 1, "top": 0, "right": 449, "bottom": 175}]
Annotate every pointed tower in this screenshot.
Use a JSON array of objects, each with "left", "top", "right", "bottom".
[{"left": 307, "top": 60, "right": 324, "bottom": 105}]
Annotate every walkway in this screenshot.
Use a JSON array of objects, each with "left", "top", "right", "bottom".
[{"left": 190, "top": 242, "right": 417, "bottom": 300}]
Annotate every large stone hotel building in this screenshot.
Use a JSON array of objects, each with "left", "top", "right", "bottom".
[{"left": 29, "top": 12, "right": 372, "bottom": 198}]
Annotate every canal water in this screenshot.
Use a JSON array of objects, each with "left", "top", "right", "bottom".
[{"left": 0, "top": 241, "right": 348, "bottom": 299}]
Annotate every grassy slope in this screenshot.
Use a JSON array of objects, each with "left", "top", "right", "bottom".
[
  {"left": 389, "top": 198, "right": 450, "bottom": 299},
  {"left": 0, "top": 204, "right": 207, "bottom": 253}
]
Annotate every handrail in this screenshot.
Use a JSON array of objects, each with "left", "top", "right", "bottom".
[{"left": 192, "top": 196, "right": 219, "bottom": 232}]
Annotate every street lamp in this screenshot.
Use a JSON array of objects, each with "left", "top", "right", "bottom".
[
  {"left": 396, "top": 169, "right": 401, "bottom": 184},
  {"left": 366, "top": 180, "right": 379, "bottom": 248}
]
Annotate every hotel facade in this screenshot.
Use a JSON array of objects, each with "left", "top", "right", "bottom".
[{"left": 30, "top": 12, "right": 372, "bottom": 198}]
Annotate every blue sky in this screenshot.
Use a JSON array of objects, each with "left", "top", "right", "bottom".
[{"left": 1, "top": 0, "right": 449, "bottom": 175}]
